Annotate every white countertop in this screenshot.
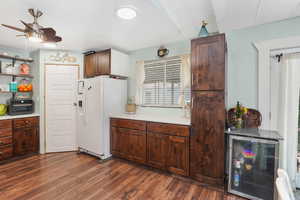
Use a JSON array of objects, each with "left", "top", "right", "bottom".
[
  {"left": 0, "top": 113, "right": 40, "bottom": 120},
  {"left": 110, "top": 113, "right": 191, "bottom": 126}
]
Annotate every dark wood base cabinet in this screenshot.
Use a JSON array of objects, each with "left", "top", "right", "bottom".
[
  {"left": 111, "top": 118, "right": 190, "bottom": 176},
  {"left": 0, "top": 117, "right": 39, "bottom": 163}
]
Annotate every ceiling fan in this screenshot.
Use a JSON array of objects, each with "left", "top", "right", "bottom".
[{"left": 2, "top": 8, "right": 62, "bottom": 45}]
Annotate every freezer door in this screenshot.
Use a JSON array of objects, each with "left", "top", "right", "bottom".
[{"left": 77, "top": 78, "right": 102, "bottom": 156}]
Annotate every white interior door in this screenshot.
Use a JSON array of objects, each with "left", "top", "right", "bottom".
[{"left": 45, "top": 65, "right": 78, "bottom": 152}]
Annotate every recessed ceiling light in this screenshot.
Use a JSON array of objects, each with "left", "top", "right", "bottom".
[{"left": 116, "top": 7, "right": 137, "bottom": 20}]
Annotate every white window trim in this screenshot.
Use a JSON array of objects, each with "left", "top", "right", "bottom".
[
  {"left": 254, "top": 36, "right": 300, "bottom": 185},
  {"left": 254, "top": 36, "right": 300, "bottom": 130}
]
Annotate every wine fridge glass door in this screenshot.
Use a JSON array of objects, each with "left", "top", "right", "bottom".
[{"left": 228, "top": 135, "right": 279, "bottom": 200}]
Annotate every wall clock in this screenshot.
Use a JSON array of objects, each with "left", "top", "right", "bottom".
[{"left": 157, "top": 46, "right": 169, "bottom": 57}]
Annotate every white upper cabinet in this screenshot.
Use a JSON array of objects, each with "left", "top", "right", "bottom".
[{"left": 111, "top": 49, "right": 130, "bottom": 77}]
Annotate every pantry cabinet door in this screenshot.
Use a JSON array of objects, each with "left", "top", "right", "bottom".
[
  {"left": 190, "top": 91, "right": 225, "bottom": 185},
  {"left": 45, "top": 65, "right": 78, "bottom": 153},
  {"left": 191, "top": 34, "right": 225, "bottom": 91}
]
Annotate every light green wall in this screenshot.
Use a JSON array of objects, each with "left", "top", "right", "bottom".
[
  {"left": 227, "top": 16, "right": 300, "bottom": 109},
  {"left": 128, "top": 40, "right": 190, "bottom": 98},
  {"left": 129, "top": 16, "right": 300, "bottom": 112},
  {"left": 128, "top": 41, "right": 190, "bottom": 115}
]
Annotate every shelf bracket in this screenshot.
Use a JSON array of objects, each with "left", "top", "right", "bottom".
[{"left": 12, "top": 57, "right": 16, "bottom": 68}]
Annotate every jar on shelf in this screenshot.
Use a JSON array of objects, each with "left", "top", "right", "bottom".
[
  {"left": 17, "top": 78, "right": 32, "bottom": 92},
  {"left": 9, "top": 81, "right": 17, "bottom": 92},
  {"left": 19, "top": 63, "right": 30, "bottom": 75}
]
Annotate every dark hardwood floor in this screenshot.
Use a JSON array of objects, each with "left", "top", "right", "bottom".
[{"left": 0, "top": 152, "right": 245, "bottom": 200}]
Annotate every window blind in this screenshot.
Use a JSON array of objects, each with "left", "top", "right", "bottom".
[{"left": 142, "top": 56, "right": 190, "bottom": 106}]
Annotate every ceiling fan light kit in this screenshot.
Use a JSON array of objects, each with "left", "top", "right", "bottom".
[
  {"left": 28, "top": 32, "right": 43, "bottom": 43},
  {"left": 1, "top": 8, "right": 62, "bottom": 48},
  {"left": 43, "top": 42, "right": 57, "bottom": 48}
]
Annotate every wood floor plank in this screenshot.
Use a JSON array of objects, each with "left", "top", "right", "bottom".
[{"left": 0, "top": 152, "right": 245, "bottom": 200}]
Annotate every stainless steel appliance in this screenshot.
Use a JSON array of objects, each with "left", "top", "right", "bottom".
[{"left": 7, "top": 99, "right": 34, "bottom": 115}]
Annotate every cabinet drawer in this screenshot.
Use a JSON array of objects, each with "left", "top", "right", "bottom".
[
  {"left": 0, "top": 137, "right": 12, "bottom": 146},
  {"left": 14, "top": 117, "right": 38, "bottom": 128},
  {"left": 147, "top": 122, "right": 189, "bottom": 137},
  {"left": 0, "top": 145, "right": 13, "bottom": 161},
  {"left": 0, "top": 128, "right": 12, "bottom": 138},
  {"left": 111, "top": 118, "right": 146, "bottom": 131},
  {"left": 0, "top": 120, "right": 12, "bottom": 129}
]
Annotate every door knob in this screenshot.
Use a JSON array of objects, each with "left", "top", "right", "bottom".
[{"left": 73, "top": 102, "right": 77, "bottom": 106}]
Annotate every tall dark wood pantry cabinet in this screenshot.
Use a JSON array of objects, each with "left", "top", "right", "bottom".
[{"left": 190, "top": 34, "right": 225, "bottom": 187}]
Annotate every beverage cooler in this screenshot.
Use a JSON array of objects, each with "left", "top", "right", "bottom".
[{"left": 227, "top": 135, "right": 279, "bottom": 200}]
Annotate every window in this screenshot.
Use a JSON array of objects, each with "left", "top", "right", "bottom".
[{"left": 142, "top": 56, "right": 190, "bottom": 107}]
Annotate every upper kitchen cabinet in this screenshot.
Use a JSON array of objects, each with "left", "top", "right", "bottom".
[
  {"left": 84, "top": 49, "right": 129, "bottom": 78},
  {"left": 84, "top": 53, "right": 97, "bottom": 78},
  {"left": 110, "top": 49, "right": 130, "bottom": 77},
  {"left": 191, "top": 34, "right": 225, "bottom": 91}
]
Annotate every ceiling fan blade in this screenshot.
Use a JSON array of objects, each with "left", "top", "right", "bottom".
[
  {"left": 36, "top": 10, "right": 43, "bottom": 18},
  {"left": 28, "top": 8, "right": 43, "bottom": 18},
  {"left": 2, "top": 24, "right": 26, "bottom": 32},
  {"left": 54, "top": 36, "right": 62, "bottom": 42},
  {"left": 16, "top": 34, "right": 26, "bottom": 37},
  {"left": 41, "top": 27, "right": 56, "bottom": 36},
  {"left": 28, "top": 8, "right": 35, "bottom": 17},
  {"left": 20, "top": 20, "right": 34, "bottom": 31}
]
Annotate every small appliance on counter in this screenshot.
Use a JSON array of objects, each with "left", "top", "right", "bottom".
[{"left": 7, "top": 99, "right": 34, "bottom": 115}]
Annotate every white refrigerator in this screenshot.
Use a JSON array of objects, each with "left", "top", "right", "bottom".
[{"left": 77, "top": 76, "right": 127, "bottom": 160}]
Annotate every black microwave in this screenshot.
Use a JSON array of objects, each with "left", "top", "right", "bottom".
[{"left": 7, "top": 99, "right": 34, "bottom": 115}]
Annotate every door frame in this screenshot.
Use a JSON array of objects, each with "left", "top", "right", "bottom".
[
  {"left": 253, "top": 36, "right": 300, "bottom": 130},
  {"left": 44, "top": 64, "right": 80, "bottom": 153}
]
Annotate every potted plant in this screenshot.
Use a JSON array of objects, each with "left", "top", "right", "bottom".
[{"left": 234, "top": 101, "right": 248, "bottom": 129}]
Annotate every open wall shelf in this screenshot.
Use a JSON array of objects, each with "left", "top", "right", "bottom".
[
  {"left": 0, "top": 73, "right": 33, "bottom": 79},
  {"left": 0, "top": 54, "right": 33, "bottom": 63},
  {"left": 0, "top": 91, "right": 32, "bottom": 94}
]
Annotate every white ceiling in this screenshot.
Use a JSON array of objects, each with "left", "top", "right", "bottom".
[
  {"left": 0, "top": 0, "right": 299, "bottom": 52},
  {"left": 0, "top": 0, "right": 217, "bottom": 52},
  {"left": 211, "top": 0, "right": 300, "bottom": 31}
]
